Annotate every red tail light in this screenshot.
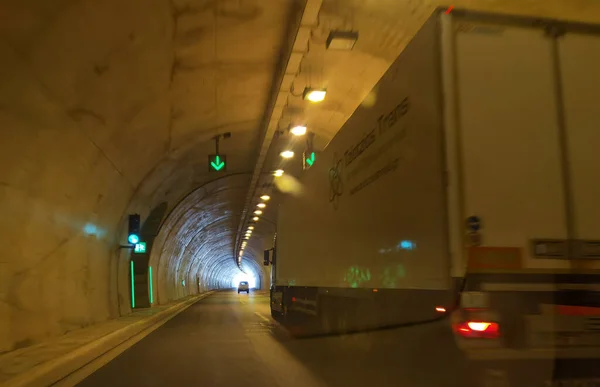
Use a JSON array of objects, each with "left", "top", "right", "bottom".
[{"left": 454, "top": 321, "right": 500, "bottom": 339}]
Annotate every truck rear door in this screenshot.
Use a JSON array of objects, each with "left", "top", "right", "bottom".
[{"left": 446, "top": 15, "right": 600, "bottom": 352}]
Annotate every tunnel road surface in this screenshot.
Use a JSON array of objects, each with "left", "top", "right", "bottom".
[{"left": 74, "top": 291, "right": 473, "bottom": 387}]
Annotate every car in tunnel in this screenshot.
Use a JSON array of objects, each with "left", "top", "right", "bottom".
[{"left": 238, "top": 281, "right": 250, "bottom": 294}]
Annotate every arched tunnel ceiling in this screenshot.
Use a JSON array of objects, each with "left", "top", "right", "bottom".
[{"left": 2, "top": 0, "right": 600, "bottom": 352}]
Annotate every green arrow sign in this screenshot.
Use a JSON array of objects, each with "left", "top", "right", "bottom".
[
  {"left": 208, "top": 154, "right": 226, "bottom": 172},
  {"left": 134, "top": 242, "right": 146, "bottom": 254},
  {"left": 305, "top": 152, "right": 315, "bottom": 167}
]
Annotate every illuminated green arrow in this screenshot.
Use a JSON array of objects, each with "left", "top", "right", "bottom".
[
  {"left": 305, "top": 152, "right": 315, "bottom": 167},
  {"left": 211, "top": 155, "right": 225, "bottom": 171}
]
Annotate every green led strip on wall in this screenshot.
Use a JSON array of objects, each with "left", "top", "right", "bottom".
[
  {"left": 149, "top": 266, "right": 154, "bottom": 304},
  {"left": 130, "top": 260, "right": 135, "bottom": 309}
]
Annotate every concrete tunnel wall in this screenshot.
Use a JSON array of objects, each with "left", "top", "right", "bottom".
[{"left": 0, "top": 0, "right": 277, "bottom": 353}]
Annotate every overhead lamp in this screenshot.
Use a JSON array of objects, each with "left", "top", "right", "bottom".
[
  {"left": 257, "top": 203, "right": 266, "bottom": 208},
  {"left": 290, "top": 125, "right": 307, "bottom": 136},
  {"left": 326, "top": 30, "right": 359, "bottom": 50},
  {"left": 254, "top": 210, "right": 263, "bottom": 215},
  {"left": 248, "top": 226, "right": 254, "bottom": 230},
  {"left": 260, "top": 195, "right": 270, "bottom": 201},
  {"left": 303, "top": 88, "right": 327, "bottom": 103},
  {"left": 280, "top": 150, "right": 294, "bottom": 159},
  {"left": 253, "top": 216, "right": 259, "bottom": 221},
  {"left": 273, "top": 169, "right": 284, "bottom": 177}
]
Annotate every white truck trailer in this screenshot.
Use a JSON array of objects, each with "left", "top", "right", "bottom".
[{"left": 267, "top": 7, "right": 600, "bottom": 386}]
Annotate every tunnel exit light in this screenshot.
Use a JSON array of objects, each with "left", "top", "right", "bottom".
[{"left": 134, "top": 242, "right": 146, "bottom": 254}]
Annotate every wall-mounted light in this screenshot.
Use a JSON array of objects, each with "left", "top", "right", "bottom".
[
  {"left": 248, "top": 226, "right": 254, "bottom": 230},
  {"left": 303, "top": 88, "right": 327, "bottom": 103},
  {"left": 253, "top": 216, "right": 259, "bottom": 221},
  {"left": 254, "top": 210, "right": 263, "bottom": 215},
  {"left": 326, "top": 30, "right": 359, "bottom": 50},
  {"left": 280, "top": 150, "right": 294, "bottom": 159},
  {"left": 273, "top": 169, "right": 284, "bottom": 177},
  {"left": 257, "top": 203, "right": 266, "bottom": 208},
  {"left": 290, "top": 126, "right": 307, "bottom": 136},
  {"left": 260, "top": 195, "right": 270, "bottom": 201}
]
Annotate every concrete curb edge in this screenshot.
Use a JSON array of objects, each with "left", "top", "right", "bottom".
[{"left": 4, "top": 291, "right": 215, "bottom": 387}]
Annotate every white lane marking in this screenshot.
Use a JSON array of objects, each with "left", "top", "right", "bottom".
[{"left": 254, "top": 312, "right": 270, "bottom": 323}]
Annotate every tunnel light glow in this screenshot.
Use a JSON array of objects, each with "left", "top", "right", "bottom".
[
  {"left": 280, "top": 150, "right": 294, "bottom": 159},
  {"left": 256, "top": 203, "right": 266, "bottom": 208},
  {"left": 273, "top": 169, "right": 284, "bottom": 177},
  {"left": 248, "top": 226, "right": 254, "bottom": 230},
  {"left": 253, "top": 216, "right": 259, "bottom": 221},
  {"left": 232, "top": 273, "right": 257, "bottom": 288},
  {"left": 130, "top": 261, "right": 135, "bottom": 309},
  {"left": 254, "top": 210, "right": 262, "bottom": 215},
  {"left": 260, "top": 195, "right": 270, "bottom": 201},
  {"left": 149, "top": 266, "right": 154, "bottom": 304},
  {"left": 290, "top": 125, "right": 307, "bottom": 136}
]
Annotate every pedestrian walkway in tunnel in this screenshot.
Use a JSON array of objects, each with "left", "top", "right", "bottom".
[{"left": 67, "top": 291, "right": 473, "bottom": 387}]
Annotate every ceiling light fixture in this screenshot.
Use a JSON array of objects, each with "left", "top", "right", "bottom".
[
  {"left": 280, "top": 150, "right": 294, "bottom": 159},
  {"left": 273, "top": 169, "right": 284, "bottom": 177},
  {"left": 254, "top": 210, "right": 263, "bottom": 215},
  {"left": 260, "top": 195, "right": 270, "bottom": 201},
  {"left": 253, "top": 216, "right": 259, "bottom": 221},
  {"left": 257, "top": 203, "right": 266, "bottom": 208},
  {"left": 303, "top": 88, "right": 327, "bottom": 103},
  {"left": 326, "top": 30, "right": 359, "bottom": 50},
  {"left": 290, "top": 126, "right": 307, "bottom": 136}
]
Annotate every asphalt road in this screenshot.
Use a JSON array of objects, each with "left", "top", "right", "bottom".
[{"left": 74, "top": 290, "right": 476, "bottom": 387}]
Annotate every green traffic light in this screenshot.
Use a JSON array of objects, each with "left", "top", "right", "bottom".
[
  {"left": 306, "top": 152, "right": 315, "bottom": 167},
  {"left": 210, "top": 155, "right": 225, "bottom": 171}
]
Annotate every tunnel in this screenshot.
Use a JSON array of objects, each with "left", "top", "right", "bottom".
[{"left": 2, "top": 0, "right": 600, "bottom": 385}]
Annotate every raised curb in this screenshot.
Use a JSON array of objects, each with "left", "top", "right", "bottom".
[{"left": 2, "top": 291, "right": 214, "bottom": 387}]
